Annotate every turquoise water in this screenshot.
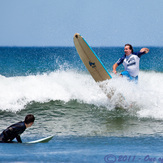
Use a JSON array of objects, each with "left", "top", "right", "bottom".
[{"left": 0, "top": 47, "right": 163, "bottom": 162}]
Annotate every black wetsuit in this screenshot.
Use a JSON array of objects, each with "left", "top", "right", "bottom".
[{"left": 0, "top": 121, "right": 26, "bottom": 143}]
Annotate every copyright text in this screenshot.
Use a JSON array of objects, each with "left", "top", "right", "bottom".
[{"left": 104, "top": 154, "right": 163, "bottom": 163}]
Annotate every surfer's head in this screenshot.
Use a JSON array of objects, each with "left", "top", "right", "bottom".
[
  {"left": 24, "top": 114, "right": 35, "bottom": 128},
  {"left": 124, "top": 44, "right": 133, "bottom": 55}
]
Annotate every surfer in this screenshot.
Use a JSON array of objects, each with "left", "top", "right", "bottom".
[
  {"left": 112, "top": 44, "right": 149, "bottom": 82},
  {"left": 0, "top": 114, "right": 35, "bottom": 143}
]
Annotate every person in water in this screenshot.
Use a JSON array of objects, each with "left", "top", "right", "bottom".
[
  {"left": 112, "top": 44, "right": 149, "bottom": 82},
  {"left": 0, "top": 114, "right": 35, "bottom": 143}
]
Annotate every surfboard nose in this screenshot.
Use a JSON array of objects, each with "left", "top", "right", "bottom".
[{"left": 74, "top": 33, "right": 80, "bottom": 39}]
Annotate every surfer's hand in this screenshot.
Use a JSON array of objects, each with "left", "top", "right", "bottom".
[
  {"left": 140, "top": 48, "right": 149, "bottom": 54},
  {"left": 112, "top": 63, "right": 118, "bottom": 74},
  {"left": 113, "top": 70, "right": 117, "bottom": 74}
]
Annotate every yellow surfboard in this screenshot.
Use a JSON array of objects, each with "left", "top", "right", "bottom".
[{"left": 73, "top": 33, "right": 112, "bottom": 82}]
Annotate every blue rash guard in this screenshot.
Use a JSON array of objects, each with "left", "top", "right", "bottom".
[
  {"left": 0, "top": 121, "right": 26, "bottom": 143},
  {"left": 116, "top": 51, "right": 145, "bottom": 81}
]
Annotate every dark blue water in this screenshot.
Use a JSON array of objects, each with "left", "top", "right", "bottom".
[
  {"left": 0, "top": 47, "right": 162, "bottom": 77},
  {"left": 0, "top": 47, "right": 163, "bottom": 162}
]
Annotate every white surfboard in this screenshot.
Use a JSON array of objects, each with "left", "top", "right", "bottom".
[
  {"left": 73, "top": 33, "right": 112, "bottom": 82},
  {"left": 26, "top": 135, "right": 54, "bottom": 144}
]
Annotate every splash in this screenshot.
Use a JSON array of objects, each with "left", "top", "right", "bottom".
[
  {"left": 0, "top": 70, "right": 162, "bottom": 119},
  {"left": 103, "top": 71, "right": 163, "bottom": 119},
  {"left": 0, "top": 70, "right": 107, "bottom": 112}
]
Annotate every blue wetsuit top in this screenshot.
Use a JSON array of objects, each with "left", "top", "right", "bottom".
[{"left": 0, "top": 121, "right": 26, "bottom": 143}]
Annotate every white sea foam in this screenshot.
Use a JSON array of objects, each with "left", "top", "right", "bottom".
[
  {"left": 105, "top": 71, "right": 163, "bottom": 119},
  {"left": 0, "top": 70, "right": 162, "bottom": 119},
  {"left": 0, "top": 70, "right": 106, "bottom": 112}
]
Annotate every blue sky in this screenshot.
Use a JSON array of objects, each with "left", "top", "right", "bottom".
[{"left": 0, "top": 0, "right": 162, "bottom": 47}]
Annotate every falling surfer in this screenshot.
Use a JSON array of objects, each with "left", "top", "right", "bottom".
[{"left": 112, "top": 44, "right": 149, "bottom": 83}]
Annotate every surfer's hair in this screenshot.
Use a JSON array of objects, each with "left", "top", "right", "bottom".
[
  {"left": 24, "top": 114, "right": 35, "bottom": 124},
  {"left": 125, "top": 44, "right": 133, "bottom": 53}
]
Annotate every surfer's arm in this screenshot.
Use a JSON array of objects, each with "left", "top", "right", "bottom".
[
  {"left": 16, "top": 135, "right": 22, "bottom": 143},
  {"left": 134, "top": 48, "right": 149, "bottom": 58},
  {"left": 113, "top": 63, "right": 118, "bottom": 74},
  {"left": 113, "top": 56, "right": 125, "bottom": 74}
]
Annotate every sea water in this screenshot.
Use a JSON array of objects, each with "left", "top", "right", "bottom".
[{"left": 0, "top": 47, "right": 163, "bottom": 162}]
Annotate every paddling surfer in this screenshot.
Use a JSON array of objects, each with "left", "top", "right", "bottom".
[{"left": 0, "top": 114, "right": 35, "bottom": 143}]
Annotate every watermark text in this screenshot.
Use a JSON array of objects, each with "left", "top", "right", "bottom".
[{"left": 104, "top": 154, "right": 163, "bottom": 163}]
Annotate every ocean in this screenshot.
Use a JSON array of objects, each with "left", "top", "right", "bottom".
[{"left": 0, "top": 47, "right": 163, "bottom": 163}]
